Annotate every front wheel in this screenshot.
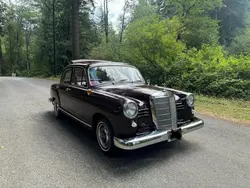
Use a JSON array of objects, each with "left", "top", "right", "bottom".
[{"left": 96, "top": 119, "right": 117, "bottom": 155}]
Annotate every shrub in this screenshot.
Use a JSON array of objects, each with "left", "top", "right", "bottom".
[{"left": 90, "top": 17, "right": 250, "bottom": 100}]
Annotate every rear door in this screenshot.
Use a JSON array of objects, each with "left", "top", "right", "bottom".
[
  {"left": 68, "top": 67, "right": 89, "bottom": 120},
  {"left": 59, "top": 68, "right": 73, "bottom": 113}
]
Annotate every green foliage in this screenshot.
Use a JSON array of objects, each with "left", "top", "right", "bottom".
[
  {"left": 0, "top": 0, "right": 7, "bottom": 35},
  {"left": 152, "top": 0, "right": 222, "bottom": 49},
  {"left": 90, "top": 14, "right": 250, "bottom": 100},
  {"left": 1, "top": 0, "right": 250, "bottom": 100},
  {"left": 131, "top": 0, "right": 156, "bottom": 21},
  {"left": 228, "top": 28, "right": 250, "bottom": 55},
  {"left": 164, "top": 0, "right": 222, "bottom": 17},
  {"left": 216, "top": 0, "right": 250, "bottom": 46},
  {"left": 169, "top": 45, "right": 250, "bottom": 100},
  {"left": 90, "top": 31, "right": 122, "bottom": 61},
  {"left": 2, "top": 5, "right": 26, "bottom": 74},
  {"left": 123, "top": 15, "right": 185, "bottom": 84},
  {"left": 1, "top": 0, "right": 98, "bottom": 77},
  {"left": 182, "top": 16, "right": 219, "bottom": 48}
]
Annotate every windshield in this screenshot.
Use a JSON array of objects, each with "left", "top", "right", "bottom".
[{"left": 88, "top": 65, "right": 145, "bottom": 86}]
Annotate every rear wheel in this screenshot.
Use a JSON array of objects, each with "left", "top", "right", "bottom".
[{"left": 95, "top": 118, "right": 116, "bottom": 155}]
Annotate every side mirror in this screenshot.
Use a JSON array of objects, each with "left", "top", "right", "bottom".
[{"left": 147, "top": 79, "right": 150, "bottom": 85}]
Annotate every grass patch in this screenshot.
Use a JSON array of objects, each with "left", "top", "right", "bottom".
[{"left": 196, "top": 95, "right": 250, "bottom": 125}]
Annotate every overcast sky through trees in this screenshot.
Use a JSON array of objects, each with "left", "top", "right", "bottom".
[{"left": 4, "top": 0, "right": 126, "bottom": 29}]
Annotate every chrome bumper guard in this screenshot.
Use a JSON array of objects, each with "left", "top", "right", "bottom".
[{"left": 114, "top": 118, "right": 204, "bottom": 150}]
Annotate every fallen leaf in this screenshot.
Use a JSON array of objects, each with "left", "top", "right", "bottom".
[{"left": 0, "top": 146, "right": 4, "bottom": 149}]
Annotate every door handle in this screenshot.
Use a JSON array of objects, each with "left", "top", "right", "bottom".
[{"left": 66, "top": 88, "right": 71, "bottom": 92}]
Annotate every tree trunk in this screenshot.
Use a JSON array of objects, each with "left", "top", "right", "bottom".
[
  {"left": 16, "top": 32, "right": 20, "bottom": 70},
  {"left": 0, "top": 38, "right": 3, "bottom": 75},
  {"left": 53, "top": 0, "right": 56, "bottom": 76},
  {"left": 25, "top": 31, "right": 30, "bottom": 71},
  {"left": 71, "top": 0, "right": 80, "bottom": 59},
  {"left": 119, "top": 10, "right": 126, "bottom": 43},
  {"left": 9, "top": 36, "right": 12, "bottom": 72},
  {"left": 119, "top": 0, "right": 132, "bottom": 43},
  {"left": 104, "top": 0, "right": 109, "bottom": 43}
]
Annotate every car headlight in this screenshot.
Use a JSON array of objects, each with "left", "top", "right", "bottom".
[
  {"left": 123, "top": 100, "right": 138, "bottom": 119},
  {"left": 186, "top": 94, "right": 195, "bottom": 107}
]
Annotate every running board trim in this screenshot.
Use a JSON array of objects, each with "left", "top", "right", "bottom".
[{"left": 59, "top": 107, "right": 92, "bottom": 128}]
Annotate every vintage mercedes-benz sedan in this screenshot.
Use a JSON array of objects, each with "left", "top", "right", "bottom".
[{"left": 49, "top": 59, "right": 204, "bottom": 154}]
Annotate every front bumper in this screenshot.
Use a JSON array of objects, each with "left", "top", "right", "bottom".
[{"left": 114, "top": 117, "right": 204, "bottom": 150}]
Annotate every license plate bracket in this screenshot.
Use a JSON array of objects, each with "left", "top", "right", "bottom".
[{"left": 170, "top": 128, "right": 182, "bottom": 140}]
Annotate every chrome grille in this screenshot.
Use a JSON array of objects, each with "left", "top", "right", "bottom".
[
  {"left": 176, "top": 102, "right": 185, "bottom": 110},
  {"left": 138, "top": 108, "right": 150, "bottom": 118},
  {"left": 151, "top": 94, "right": 177, "bottom": 130}
]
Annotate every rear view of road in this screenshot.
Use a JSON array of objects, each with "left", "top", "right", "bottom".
[{"left": 0, "top": 77, "right": 249, "bottom": 188}]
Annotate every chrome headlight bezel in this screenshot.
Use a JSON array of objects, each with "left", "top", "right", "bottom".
[
  {"left": 123, "top": 100, "right": 138, "bottom": 119},
  {"left": 186, "top": 94, "right": 195, "bottom": 107}
]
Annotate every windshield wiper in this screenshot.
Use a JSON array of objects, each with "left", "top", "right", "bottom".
[
  {"left": 116, "top": 79, "right": 129, "bottom": 83},
  {"left": 131, "top": 80, "right": 144, "bottom": 83},
  {"left": 114, "top": 79, "right": 143, "bottom": 84}
]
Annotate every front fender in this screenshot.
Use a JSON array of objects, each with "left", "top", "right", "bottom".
[{"left": 86, "top": 90, "right": 138, "bottom": 138}]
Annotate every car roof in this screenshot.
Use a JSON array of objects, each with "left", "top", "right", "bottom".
[{"left": 69, "top": 59, "right": 132, "bottom": 68}]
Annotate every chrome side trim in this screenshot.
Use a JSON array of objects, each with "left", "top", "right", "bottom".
[
  {"left": 59, "top": 107, "right": 92, "bottom": 128},
  {"left": 114, "top": 118, "right": 204, "bottom": 150}
]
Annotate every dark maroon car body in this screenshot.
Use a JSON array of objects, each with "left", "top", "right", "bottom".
[{"left": 49, "top": 59, "right": 204, "bottom": 152}]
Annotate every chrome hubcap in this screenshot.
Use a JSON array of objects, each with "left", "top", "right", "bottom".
[{"left": 97, "top": 122, "right": 111, "bottom": 151}]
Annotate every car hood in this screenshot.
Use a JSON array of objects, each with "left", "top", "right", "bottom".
[{"left": 97, "top": 83, "right": 188, "bottom": 104}]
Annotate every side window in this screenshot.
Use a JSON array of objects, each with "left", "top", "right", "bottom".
[
  {"left": 72, "top": 68, "right": 87, "bottom": 87},
  {"left": 62, "top": 69, "right": 72, "bottom": 84}
]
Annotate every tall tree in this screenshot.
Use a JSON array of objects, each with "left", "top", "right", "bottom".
[
  {"left": 0, "top": 0, "right": 7, "bottom": 75},
  {"left": 152, "top": 0, "right": 222, "bottom": 18},
  {"left": 214, "top": 0, "right": 250, "bottom": 46},
  {"left": 94, "top": 0, "right": 110, "bottom": 43},
  {"left": 131, "top": 0, "right": 156, "bottom": 21},
  {"left": 3, "top": 4, "right": 26, "bottom": 74},
  {"left": 22, "top": 5, "right": 36, "bottom": 72},
  {"left": 151, "top": 0, "right": 222, "bottom": 48},
  {"left": 71, "top": 0, "right": 94, "bottom": 59},
  {"left": 71, "top": 0, "right": 80, "bottom": 59},
  {"left": 119, "top": 0, "right": 134, "bottom": 43},
  {"left": 103, "top": 0, "right": 109, "bottom": 43}
]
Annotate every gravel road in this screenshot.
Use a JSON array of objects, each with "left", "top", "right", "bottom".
[{"left": 0, "top": 77, "right": 249, "bottom": 188}]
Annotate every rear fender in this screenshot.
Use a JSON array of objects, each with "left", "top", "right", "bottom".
[{"left": 50, "top": 88, "right": 60, "bottom": 105}]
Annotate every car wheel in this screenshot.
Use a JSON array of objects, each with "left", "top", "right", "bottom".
[
  {"left": 53, "top": 101, "right": 61, "bottom": 118},
  {"left": 96, "top": 119, "right": 116, "bottom": 155}
]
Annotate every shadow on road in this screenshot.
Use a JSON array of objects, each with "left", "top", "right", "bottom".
[{"left": 41, "top": 111, "right": 201, "bottom": 177}]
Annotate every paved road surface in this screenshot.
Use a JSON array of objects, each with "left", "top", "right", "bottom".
[{"left": 0, "top": 77, "right": 249, "bottom": 188}]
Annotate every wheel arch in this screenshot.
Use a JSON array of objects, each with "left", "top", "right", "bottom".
[
  {"left": 92, "top": 113, "right": 113, "bottom": 132},
  {"left": 51, "top": 88, "right": 61, "bottom": 106}
]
